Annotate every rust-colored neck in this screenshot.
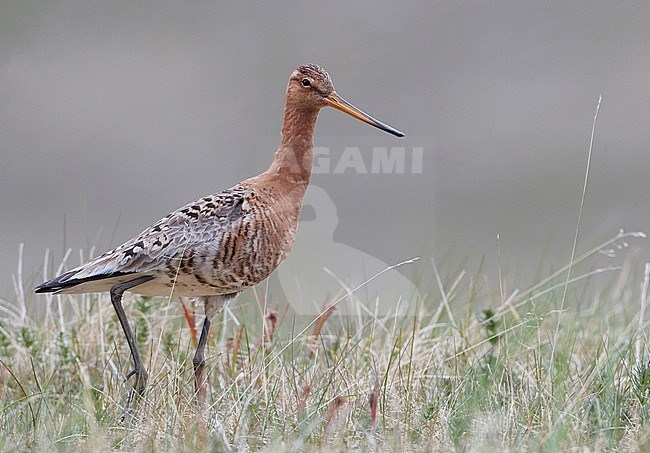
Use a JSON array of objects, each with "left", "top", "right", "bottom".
[{"left": 264, "top": 103, "right": 319, "bottom": 187}]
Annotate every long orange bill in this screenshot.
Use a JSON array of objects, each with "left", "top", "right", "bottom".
[{"left": 327, "top": 92, "right": 405, "bottom": 137}]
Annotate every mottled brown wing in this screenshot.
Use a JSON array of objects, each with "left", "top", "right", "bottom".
[{"left": 35, "top": 185, "right": 250, "bottom": 292}]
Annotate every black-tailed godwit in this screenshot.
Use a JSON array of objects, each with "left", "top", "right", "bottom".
[{"left": 35, "top": 64, "right": 404, "bottom": 409}]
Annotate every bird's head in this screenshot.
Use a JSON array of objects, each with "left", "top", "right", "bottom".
[{"left": 287, "top": 64, "right": 404, "bottom": 137}]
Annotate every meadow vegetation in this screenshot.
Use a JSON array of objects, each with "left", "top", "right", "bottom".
[{"left": 1, "top": 230, "right": 650, "bottom": 451}]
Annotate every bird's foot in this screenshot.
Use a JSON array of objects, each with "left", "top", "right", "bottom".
[
  {"left": 125, "top": 367, "right": 149, "bottom": 393},
  {"left": 121, "top": 368, "right": 148, "bottom": 425}
]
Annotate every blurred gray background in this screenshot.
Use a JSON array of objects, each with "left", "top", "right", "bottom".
[{"left": 1, "top": 1, "right": 650, "bottom": 303}]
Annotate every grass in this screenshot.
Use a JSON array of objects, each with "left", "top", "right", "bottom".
[{"left": 2, "top": 230, "right": 650, "bottom": 451}]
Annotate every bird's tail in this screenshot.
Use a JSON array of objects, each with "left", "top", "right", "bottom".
[{"left": 35, "top": 269, "right": 132, "bottom": 294}]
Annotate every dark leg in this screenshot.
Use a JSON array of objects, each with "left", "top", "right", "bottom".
[
  {"left": 109, "top": 275, "right": 154, "bottom": 413},
  {"left": 193, "top": 317, "right": 211, "bottom": 407},
  {"left": 193, "top": 294, "right": 233, "bottom": 409}
]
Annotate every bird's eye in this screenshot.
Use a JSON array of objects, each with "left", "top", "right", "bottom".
[{"left": 301, "top": 78, "right": 311, "bottom": 87}]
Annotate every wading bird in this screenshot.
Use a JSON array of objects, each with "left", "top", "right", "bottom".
[{"left": 35, "top": 64, "right": 404, "bottom": 409}]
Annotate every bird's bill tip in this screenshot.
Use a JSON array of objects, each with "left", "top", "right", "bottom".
[{"left": 326, "top": 92, "right": 405, "bottom": 138}]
